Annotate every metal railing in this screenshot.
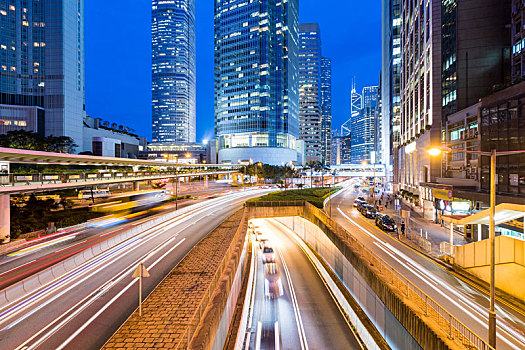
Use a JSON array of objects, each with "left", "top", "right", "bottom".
[
  {"left": 303, "top": 202, "right": 493, "bottom": 350},
  {"left": 248, "top": 200, "right": 492, "bottom": 350},
  {"left": 0, "top": 169, "right": 234, "bottom": 187},
  {"left": 245, "top": 200, "right": 306, "bottom": 208}
]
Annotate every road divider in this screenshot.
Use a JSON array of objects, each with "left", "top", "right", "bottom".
[{"left": 0, "top": 193, "right": 251, "bottom": 309}]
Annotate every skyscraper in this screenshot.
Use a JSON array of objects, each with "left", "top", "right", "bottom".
[
  {"left": 512, "top": 0, "right": 525, "bottom": 83},
  {"left": 152, "top": 0, "right": 196, "bottom": 145},
  {"left": 351, "top": 86, "right": 379, "bottom": 164},
  {"left": 380, "top": 0, "right": 401, "bottom": 181},
  {"left": 341, "top": 79, "right": 361, "bottom": 136},
  {"left": 299, "top": 23, "right": 322, "bottom": 163},
  {"left": 320, "top": 57, "right": 332, "bottom": 165},
  {"left": 0, "top": 0, "right": 85, "bottom": 149},
  {"left": 214, "top": 0, "right": 300, "bottom": 165}
]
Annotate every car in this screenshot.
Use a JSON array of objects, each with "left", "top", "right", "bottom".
[
  {"left": 356, "top": 200, "right": 368, "bottom": 211},
  {"left": 359, "top": 204, "right": 377, "bottom": 219},
  {"left": 262, "top": 246, "right": 276, "bottom": 263},
  {"left": 264, "top": 263, "right": 283, "bottom": 298},
  {"left": 357, "top": 196, "right": 366, "bottom": 201},
  {"left": 375, "top": 214, "right": 397, "bottom": 232},
  {"left": 353, "top": 199, "right": 364, "bottom": 207}
]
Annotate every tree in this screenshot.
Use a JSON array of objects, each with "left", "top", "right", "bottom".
[{"left": 0, "top": 130, "right": 77, "bottom": 153}]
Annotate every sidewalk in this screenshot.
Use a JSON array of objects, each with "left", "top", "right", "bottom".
[{"left": 374, "top": 193, "right": 468, "bottom": 258}]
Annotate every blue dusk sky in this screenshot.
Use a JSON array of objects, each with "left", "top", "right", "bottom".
[{"left": 85, "top": 1, "right": 381, "bottom": 142}]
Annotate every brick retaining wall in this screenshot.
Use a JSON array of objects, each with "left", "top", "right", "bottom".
[{"left": 103, "top": 210, "right": 247, "bottom": 350}]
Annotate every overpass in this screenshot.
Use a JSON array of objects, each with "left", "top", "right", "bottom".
[
  {"left": 301, "top": 164, "right": 387, "bottom": 178},
  {"left": 0, "top": 147, "right": 241, "bottom": 242}
]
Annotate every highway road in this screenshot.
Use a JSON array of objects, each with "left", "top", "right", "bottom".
[
  {"left": 0, "top": 189, "right": 268, "bottom": 350},
  {"left": 329, "top": 183, "right": 525, "bottom": 350},
  {"left": 0, "top": 186, "right": 239, "bottom": 290},
  {"left": 246, "top": 218, "right": 362, "bottom": 350}
]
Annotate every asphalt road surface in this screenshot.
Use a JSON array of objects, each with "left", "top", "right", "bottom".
[
  {"left": 329, "top": 182, "right": 525, "bottom": 350},
  {"left": 0, "top": 189, "right": 268, "bottom": 350},
  {"left": 0, "top": 186, "right": 239, "bottom": 290},
  {"left": 247, "top": 218, "right": 362, "bottom": 350}
]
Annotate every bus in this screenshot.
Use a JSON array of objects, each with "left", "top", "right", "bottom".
[{"left": 89, "top": 190, "right": 169, "bottom": 213}]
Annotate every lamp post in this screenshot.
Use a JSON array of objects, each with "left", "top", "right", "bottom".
[{"left": 427, "top": 146, "right": 525, "bottom": 348}]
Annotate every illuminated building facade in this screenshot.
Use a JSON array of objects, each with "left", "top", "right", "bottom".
[
  {"left": 214, "top": 0, "right": 300, "bottom": 165},
  {"left": 0, "top": 0, "right": 85, "bottom": 148},
  {"left": 320, "top": 57, "right": 332, "bottom": 165},
  {"left": 299, "top": 23, "right": 322, "bottom": 163},
  {"left": 152, "top": 0, "right": 196, "bottom": 144}
]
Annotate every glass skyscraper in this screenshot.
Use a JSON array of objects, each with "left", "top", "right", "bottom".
[
  {"left": 351, "top": 86, "right": 379, "bottom": 164},
  {"left": 0, "top": 0, "right": 85, "bottom": 149},
  {"left": 214, "top": 0, "right": 300, "bottom": 165},
  {"left": 299, "top": 23, "right": 322, "bottom": 163},
  {"left": 152, "top": 0, "right": 196, "bottom": 145},
  {"left": 320, "top": 57, "right": 332, "bottom": 165},
  {"left": 381, "top": 0, "right": 401, "bottom": 179}
]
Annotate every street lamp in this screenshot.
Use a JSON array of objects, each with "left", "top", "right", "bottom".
[{"left": 427, "top": 145, "right": 525, "bottom": 348}]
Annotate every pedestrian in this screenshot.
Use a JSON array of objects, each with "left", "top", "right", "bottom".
[{"left": 400, "top": 221, "right": 405, "bottom": 236}]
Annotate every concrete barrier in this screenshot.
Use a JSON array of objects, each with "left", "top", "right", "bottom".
[
  {"left": 0, "top": 203, "right": 201, "bottom": 308},
  {"left": 246, "top": 202, "right": 491, "bottom": 350},
  {"left": 274, "top": 218, "right": 382, "bottom": 350}
]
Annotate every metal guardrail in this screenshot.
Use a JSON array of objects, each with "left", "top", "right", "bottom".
[
  {"left": 245, "top": 200, "right": 305, "bottom": 208},
  {"left": 0, "top": 170, "right": 233, "bottom": 187},
  {"left": 304, "top": 202, "right": 493, "bottom": 350},
  {"left": 248, "top": 200, "right": 493, "bottom": 350}
]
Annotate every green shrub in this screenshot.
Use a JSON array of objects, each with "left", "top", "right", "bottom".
[{"left": 247, "top": 187, "right": 341, "bottom": 208}]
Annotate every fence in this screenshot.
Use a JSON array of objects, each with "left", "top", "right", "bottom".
[
  {"left": 0, "top": 169, "right": 232, "bottom": 187},
  {"left": 304, "top": 201, "right": 492, "bottom": 350}
]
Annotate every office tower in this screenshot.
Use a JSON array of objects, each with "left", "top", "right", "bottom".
[
  {"left": 397, "top": 0, "right": 510, "bottom": 195},
  {"left": 511, "top": 0, "right": 524, "bottom": 83},
  {"left": 214, "top": 0, "right": 300, "bottom": 165},
  {"left": 341, "top": 79, "right": 361, "bottom": 136},
  {"left": 441, "top": 0, "right": 510, "bottom": 119},
  {"left": 320, "top": 57, "right": 332, "bottom": 165},
  {"left": 375, "top": 77, "right": 382, "bottom": 162},
  {"left": 380, "top": 0, "right": 401, "bottom": 180},
  {"left": 0, "top": 0, "right": 85, "bottom": 149},
  {"left": 340, "top": 134, "right": 352, "bottom": 164},
  {"left": 298, "top": 23, "right": 322, "bottom": 163},
  {"left": 152, "top": 0, "right": 196, "bottom": 144},
  {"left": 351, "top": 86, "right": 378, "bottom": 164}
]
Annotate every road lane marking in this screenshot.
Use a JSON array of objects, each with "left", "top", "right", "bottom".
[
  {"left": 274, "top": 321, "right": 280, "bottom": 350},
  {"left": 14, "top": 238, "right": 187, "bottom": 350},
  {"left": 0, "top": 193, "right": 249, "bottom": 317},
  {"left": 274, "top": 241, "right": 308, "bottom": 350},
  {"left": 0, "top": 259, "right": 37, "bottom": 275},
  {"left": 4, "top": 190, "right": 266, "bottom": 348},
  {"left": 21, "top": 190, "right": 262, "bottom": 348},
  {"left": 268, "top": 219, "right": 365, "bottom": 350},
  {"left": 255, "top": 321, "right": 262, "bottom": 350},
  {"left": 337, "top": 207, "right": 525, "bottom": 348}
]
